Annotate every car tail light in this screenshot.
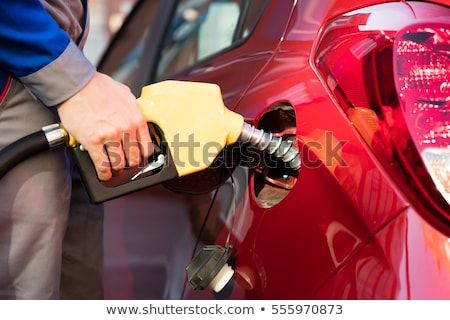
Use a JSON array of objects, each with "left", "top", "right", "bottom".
[
  {"left": 313, "top": 4, "right": 450, "bottom": 232},
  {"left": 393, "top": 20, "right": 450, "bottom": 204}
]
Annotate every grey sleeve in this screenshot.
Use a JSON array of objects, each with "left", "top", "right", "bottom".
[{"left": 19, "top": 40, "right": 96, "bottom": 107}]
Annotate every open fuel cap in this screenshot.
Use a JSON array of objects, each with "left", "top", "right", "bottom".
[{"left": 186, "top": 245, "right": 234, "bottom": 293}]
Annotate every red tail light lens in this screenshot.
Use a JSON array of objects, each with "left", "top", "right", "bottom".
[
  {"left": 393, "top": 21, "right": 450, "bottom": 204},
  {"left": 313, "top": 3, "right": 450, "bottom": 232}
]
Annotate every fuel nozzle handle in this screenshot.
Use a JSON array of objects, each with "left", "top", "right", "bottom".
[{"left": 239, "top": 122, "right": 301, "bottom": 171}]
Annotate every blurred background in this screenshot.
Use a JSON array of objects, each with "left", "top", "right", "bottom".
[{"left": 84, "top": 0, "right": 138, "bottom": 65}]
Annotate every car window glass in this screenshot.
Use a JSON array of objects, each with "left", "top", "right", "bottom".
[
  {"left": 98, "top": 0, "right": 162, "bottom": 88},
  {"left": 156, "top": 0, "right": 268, "bottom": 80}
]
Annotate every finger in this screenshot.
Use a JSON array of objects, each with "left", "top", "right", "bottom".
[
  {"left": 88, "top": 145, "right": 113, "bottom": 181},
  {"left": 104, "top": 140, "right": 126, "bottom": 177},
  {"left": 137, "top": 123, "right": 153, "bottom": 159},
  {"left": 122, "top": 130, "right": 141, "bottom": 168}
]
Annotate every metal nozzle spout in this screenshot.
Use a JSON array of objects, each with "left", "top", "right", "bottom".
[{"left": 239, "top": 122, "right": 301, "bottom": 171}]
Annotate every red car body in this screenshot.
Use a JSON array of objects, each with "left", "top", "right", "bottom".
[{"left": 99, "top": 0, "right": 450, "bottom": 299}]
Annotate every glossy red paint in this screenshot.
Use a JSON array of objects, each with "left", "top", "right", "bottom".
[
  {"left": 315, "top": 208, "right": 450, "bottom": 299},
  {"left": 177, "top": 0, "right": 450, "bottom": 299},
  {"left": 101, "top": 0, "right": 450, "bottom": 299}
]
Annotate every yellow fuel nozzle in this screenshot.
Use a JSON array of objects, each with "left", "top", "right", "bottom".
[
  {"left": 138, "top": 80, "right": 301, "bottom": 177},
  {"left": 137, "top": 80, "right": 245, "bottom": 177}
]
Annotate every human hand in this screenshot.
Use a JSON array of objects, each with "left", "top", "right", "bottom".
[{"left": 57, "top": 72, "right": 153, "bottom": 181}]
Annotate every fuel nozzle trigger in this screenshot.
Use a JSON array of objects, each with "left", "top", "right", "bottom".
[{"left": 131, "top": 153, "right": 165, "bottom": 181}]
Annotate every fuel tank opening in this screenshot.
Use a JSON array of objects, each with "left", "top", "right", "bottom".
[{"left": 252, "top": 103, "right": 299, "bottom": 208}]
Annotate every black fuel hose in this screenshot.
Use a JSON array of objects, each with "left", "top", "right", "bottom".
[
  {"left": 0, "top": 130, "right": 49, "bottom": 179},
  {"left": 0, "top": 124, "right": 67, "bottom": 179}
]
